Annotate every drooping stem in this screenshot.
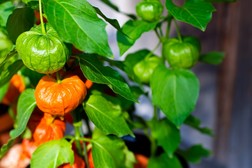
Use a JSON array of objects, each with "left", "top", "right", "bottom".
[
  {"left": 39, "top": 0, "right": 46, "bottom": 34},
  {"left": 145, "top": 41, "right": 161, "bottom": 59},
  {"left": 174, "top": 20, "right": 182, "bottom": 42}
]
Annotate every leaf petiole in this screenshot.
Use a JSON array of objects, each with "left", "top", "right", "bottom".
[
  {"left": 39, "top": 0, "right": 46, "bottom": 34},
  {"left": 174, "top": 20, "right": 182, "bottom": 42}
]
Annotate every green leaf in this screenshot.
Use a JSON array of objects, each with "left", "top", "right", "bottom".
[
  {"left": 150, "top": 65, "right": 200, "bottom": 126},
  {"left": 0, "top": 82, "right": 9, "bottom": 101},
  {"left": 0, "top": 57, "right": 24, "bottom": 87},
  {"left": 0, "top": 1, "right": 14, "bottom": 27},
  {"left": 117, "top": 20, "right": 157, "bottom": 55},
  {"left": 84, "top": 94, "right": 133, "bottom": 137},
  {"left": 0, "top": 49, "right": 16, "bottom": 67},
  {"left": 43, "top": 0, "right": 112, "bottom": 57},
  {"left": 92, "top": 134, "right": 134, "bottom": 168},
  {"left": 185, "top": 115, "right": 213, "bottom": 135},
  {"left": 199, "top": 51, "right": 224, "bottom": 65},
  {"left": 123, "top": 49, "right": 150, "bottom": 82},
  {"left": 179, "top": 145, "right": 211, "bottom": 163},
  {"left": 166, "top": 0, "right": 215, "bottom": 31},
  {"left": 148, "top": 153, "right": 182, "bottom": 168},
  {"left": 0, "top": 139, "right": 15, "bottom": 158},
  {"left": 100, "top": 0, "right": 119, "bottom": 11},
  {"left": 99, "top": 0, "right": 136, "bottom": 19},
  {"left": 0, "top": 89, "right": 35, "bottom": 158},
  {"left": 150, "top": 119, "right": 180, "bottom": 157},
  {"left": 9, "top": 89, "right": 36, "bottom": 139},
  {"left": 94, "top": 7, "right": 120, "bottom": 30},
  {"left": 22, "top": 0, "right": 38, "bottom": 3},
  {"left": 6, "top": 7, "right": 35, "bottom": 43},
  {"left": 31, "top": 139, "right": 74, "bottom": 168},
  {"left": 79, "top": 54, "right": 136, "bottom": 101}
]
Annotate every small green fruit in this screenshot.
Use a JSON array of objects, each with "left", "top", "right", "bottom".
[
  {"left": 162, "top": 38, "right": 199, "bottom": 69},
  {"left": 16, "top": 24, "right": 69, "bottom": 74},
  {"left": 136, "top": 0, "right": 163, "bottom": 22},
  {"left": 133, "top": 56, "right": 162, "bottom": 83}
]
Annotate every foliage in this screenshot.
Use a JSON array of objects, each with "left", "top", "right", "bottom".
[{"left": 0, "top": 0, "right": 232, "bottom": 167}]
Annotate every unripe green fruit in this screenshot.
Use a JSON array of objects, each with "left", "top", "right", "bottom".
[
  {"left": 136, "top": 0, "right": 163, "bottom": 22},
  {"left": 133, "top": 56, "right": 162, "bottom": 83},
  {"left": 162, "top": 38, "right": 199, "bottom": 69},
  {"left": 182, "top": 36, "right": 201, "bottom": 52},
  {"left": 16, "top": 24, "right": 69, "bottom": 74}
]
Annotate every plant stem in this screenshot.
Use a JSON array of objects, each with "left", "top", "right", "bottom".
[
  {"left": 154, "top": 29, "right": 161, "bottom": 40},
  {"left": 145, "top": 41, "right": 161, "bottom": 59},
  {"left": 165, "top": 16, "right": 172, "bottom": 39},
  {"left": 174, "top": 20, "right": 182, "bottom": 42},
  {"left": 56, "top": 72, "right": 61, "bottom": 83},
  {"left": 82, "top": 140, "right": 90, "bottom": 168},
  {"left": 73, "top": 121, "right": 83, "bottom": 154},
  {"left": 153, "top": 106, "right": 159, "bottom": 121},
  {"left": 39, "top": 0, "right": 46, "bottom": 34}
]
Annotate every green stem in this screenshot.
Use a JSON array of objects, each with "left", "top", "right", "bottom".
[
  {"left": 56, "top": 72, "right": 61, "bottom": 83},
  {"left": 39, "top": 0, "right": 46, "bottom": 34},
  {"left": 78, "top": 137, "right": 93, "bottom": 142},
  {"left": 150, "top": 136, "right": 157, "bottom": 156},
  {"left": 174, "top": 20, "right": 182, "bottom": 42},
  {"left": 158, "top": 26, "right": 163, "bottom": 38},
  {"left": 145, "top": 41, "right": 161, "bottom": 59},
  {"left": 73, "top": 119, "right": 90, "bottom": 168},
  {"left": 73, "top": 121, "right": 83, "bottom": 156},
  {"left": 154, "top": 29, "right": 161, "bottom": 40},
  {"left": 165, "top": 17, "right": 172, "bottom": 39},
  {"left": 82, "top": 141, "right": 90, "bottom": 168},
  {"left": 153, "top": 106, "right": 159, "bottom": 121}
]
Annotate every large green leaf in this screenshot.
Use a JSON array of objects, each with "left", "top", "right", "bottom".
[
  {"left": 166, "top": 0, "right": 215, "bottom": 31},
  {"left": 9, "top": 89, "right": 36, "bottom": 139},
  {"left": 92, "top": 134, "right": 134, "bottom": 168},
  {"left": 43, "top": 0, "right": 112, "bottom": 57},
  {"left": 6, "top": 7, "right": 35, "bottom": 43},
  {"left": 117, "top": 20, "right": 157, "bottom": 55},
  {"left": 150, "top": 65, "right": 199, "bottom": 126},
  {"left": 84, "top": 94, "right": 133, "bottom": 137},
  {"left": 148, "top": 153, "right": 182, "bottom": 168},
  {"left": 150, "top": 119, "right": 180, "bottom": 157},
  {"left": 79, "top": 55, "right": 136, "bottom": 101},
  {"left": 31, "top": 139, "right": 74, "bottom": 168},
  {"left": 179, "top": 145, "right": 211, "bottom": 163},
  {"left": 0, "top": 1, "right": 14, "bottom": 27}
]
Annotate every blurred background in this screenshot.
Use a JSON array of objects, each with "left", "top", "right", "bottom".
[{"left": 89, "top": 0, "right": 249, "bottom": 168}]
